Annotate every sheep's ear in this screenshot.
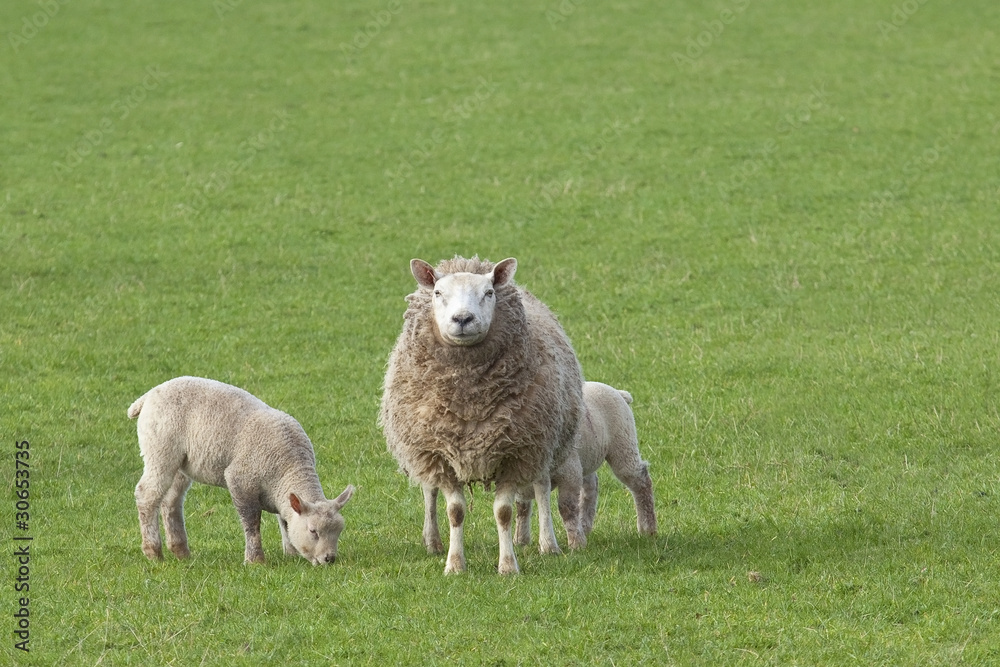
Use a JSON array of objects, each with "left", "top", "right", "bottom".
[
  {"left": 491, "top": 258, "right": 517, "bottom": 288},
  {"left": 410, "top": 259, "right": 439, "bottom": 289},
  {"left": 333, "top": 485, "right": 355, "bottom": 511},
  {"left": 289, "top": 493, "right": 305, "bottom": 515}
]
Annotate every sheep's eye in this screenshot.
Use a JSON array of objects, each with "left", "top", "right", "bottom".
[
  {"left": 309, "top": 528, "right": 318, "bottom": 537},
  {"left": 433, "top": 290, "right": 442, "bottom": 298},
  {"left": 485, "top": 289, "right": 495, "bottom": 298}
]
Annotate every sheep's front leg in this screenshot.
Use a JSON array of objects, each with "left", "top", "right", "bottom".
[
  {"left": 161, "top": 471, "right": 193, "bottom": 559},
  {"left": 230, "top": 492, "right": 266, "bottom": 564},
  {"left": 441, "top": 485, "right": 467, "bottom": 574},
  {"left": 580, "top": 472, "right": 599, "bottom": 536},
  {"left": 513, "top": 491, "right": 533, "bottom": 546},
  {"left": 557, "top": 476, "right": 586, "bottom": 550},
  {"left": 278, "top": 516, "right": 297, "bottom": 556},
  {"left": 494, "top": 483, "right": 519, "bottom": 574},
  {"left": 554, "top": 457, "right": 587, "bottom": 549},
  {"left": 533, "top": 477, "right": 562, "bottom": 555},
  {"left": 422, "top": 484, "right": 443, "bottom": 554}
]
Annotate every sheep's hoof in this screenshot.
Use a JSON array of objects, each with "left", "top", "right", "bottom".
[
  {"left": 244, "top": 555, "right": 266, "bottom": 565},
  {"left": 169, "top": 544, "right": 191, "bottom": 559},
  {"left": 142, "top": 545, "right": 164, "bottom": 561},
  {"left": 425, "top": 538, "right": 444, "bottom": 555},
  {"left": 539, "top": 543, "right": 562, "bottom": 556},
  {"left": 498, "top": 556, "right": 520, "bottom": 575},
  {"left": 444, "top": 553, "right": 466, "bottom": 574},
  {"left": 567, "top": 535, "right": 587, "bottom": 550}
]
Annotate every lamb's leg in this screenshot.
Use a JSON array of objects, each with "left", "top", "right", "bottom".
[
  {"left": 494, "top": 483, "right": 519, "bottom": 575},
  {"left": 161, "top": 471, "right": 193, "bottom": 559},
  {"left": 135, "top": 467, "right": 178, "bottom": 561},
  {"left": 228, "top": 484, "right": 266, "bottom": 564},
  {"left": 608, "top": 450, "right": 658, "bottom": 536},
  {"left": 278, "top": 516, "right": 297, "bottom": 555},
  {"left": 533, "top": 477, "right": 562, "bottom": 555},
  {"left": 627, "top": 463, "right": 658, "bottom": 536},
  {"left": 441, "top": 485, "right": 467, "bottom": 574},
  {"left": 422, "top": 484, "right": 443, "bottom": 554},
  {"left": 513, "top": 490, "right": 533, "bottom": 546},
  {"left": 556, "top": 470, "right": 587, "bottom": 550},
  {"left": 580, "top": 472, "right": 599, "bottom": 536}
]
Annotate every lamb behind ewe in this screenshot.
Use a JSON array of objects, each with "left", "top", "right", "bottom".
[
  {"left": 515, "top": 381, "right": 657, "bottom": 549},
  {"left": 380, "top": 256, "right": 584, "bottom": 574},
  {"left": 129, "top": 376, "right": 355, "bottom": 565}
]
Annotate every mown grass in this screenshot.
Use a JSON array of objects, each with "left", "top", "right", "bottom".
[{"left": 2, "top": 0, "right": 1000, "bottom": 664}]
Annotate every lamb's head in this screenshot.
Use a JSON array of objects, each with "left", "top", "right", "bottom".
[
  {"left": 410, "top": 257, "right": 517, "bottom": 346},
  {"left": 285, "top": 485, "right": 355, "bottom": 565}
]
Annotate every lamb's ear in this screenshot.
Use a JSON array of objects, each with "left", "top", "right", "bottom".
[
  {"left": 289, "top": 493, "right": 306, "bottom": 515},
  {"left": 491, "top": 258, "right": 517, "bottom": 288},
  {"left": 410, "top": 259, "right": 439, "bottom": 289},
  {"left": 332, "top": 485, "right": 355, "bottom": 511}
]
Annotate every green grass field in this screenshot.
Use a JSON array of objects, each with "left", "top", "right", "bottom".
[{"left": 3, "top": 0, "right": 1000, "bottom": 663}]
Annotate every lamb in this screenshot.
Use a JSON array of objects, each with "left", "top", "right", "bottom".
[
  {"left": 514, "top": 381, "right": 657, "bottom": 549},
  {"left": 380, "top": 255, "right": 584, "bottom": 574},
  {"left": 128, "top": 376, "right": 355, "bottom": 565}
]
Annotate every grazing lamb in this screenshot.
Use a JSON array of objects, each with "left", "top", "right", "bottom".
[
  {"left": 380, "top": 256, "right": 584, "bottom": 575},
  {"left": 129, "top": 376, "right": 355, "bottom": 565},
  {"left": 515, "top": 381, "right": 657, "bottom": 549}
]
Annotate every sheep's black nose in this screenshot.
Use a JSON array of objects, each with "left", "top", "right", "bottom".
[
  {"left": 324, "top": 553, "right": 337, "bottom": 563},
  {"left": 453, "top": 313, "right": 474, "bottom": 327}
]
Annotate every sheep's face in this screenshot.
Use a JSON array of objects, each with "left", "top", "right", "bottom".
[
  {"left": 411, "top": 257, "right": 518, "bottom": 347},
  {"left": 286, "top": 485, "right": 355, "bottom": 565}
]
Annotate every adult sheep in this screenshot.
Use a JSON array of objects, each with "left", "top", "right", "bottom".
[{"left": 380, "top": 255, "right": 584, "bottom": 574}]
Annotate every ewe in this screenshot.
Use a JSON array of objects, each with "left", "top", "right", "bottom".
[
  {"left": 380, "top": 256, "right": 583, "bottom": 574},
  {"left": 129, "top": 376, "right": 355, "bottom": 565},
  {"left": 515, "top": 381, "right": 657, "bottom": 549}
]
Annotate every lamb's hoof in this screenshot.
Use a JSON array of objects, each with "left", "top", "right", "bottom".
[
  {"left": 567, "top": 535, "right": 587, "bottom": 550},
  {"left": 244, "top": 555, "right": 266, "bottom": 565},
  {"left": 539, "top": 543, "right": 562, "bottom": 556},
  {"left": 425, "top": 538, "right": 444, "bottom": 555},
  {"left": 498, "top": 556, "right": 520, "bottom": 575},
  {"left": 169, "top": 544, "right": 191, "bottom": 560},
  {"left": 142, "top": 545, "right": 164, "bottom": 561}
]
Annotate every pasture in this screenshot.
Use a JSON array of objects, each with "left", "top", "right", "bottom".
[{"left": 2, "top": 0, "right": 999, "bottom": 663}]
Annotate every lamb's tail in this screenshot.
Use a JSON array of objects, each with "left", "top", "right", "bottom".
[
  {"left": 127, "top": 393, "right": 147, "bottom": 420},
  {"left": 617, "top": 390, "right": 633, "bottom": 405}
]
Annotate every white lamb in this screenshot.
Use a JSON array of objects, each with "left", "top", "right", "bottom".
[
  {"left": 128, "top": 376, "right": 355, "bottom": 565},
  {"left": 380, "top": 256, "right": 584, "bottom": 574},
  {"left": 515, "top": 381, "right": 657, "bottom": 549}
]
